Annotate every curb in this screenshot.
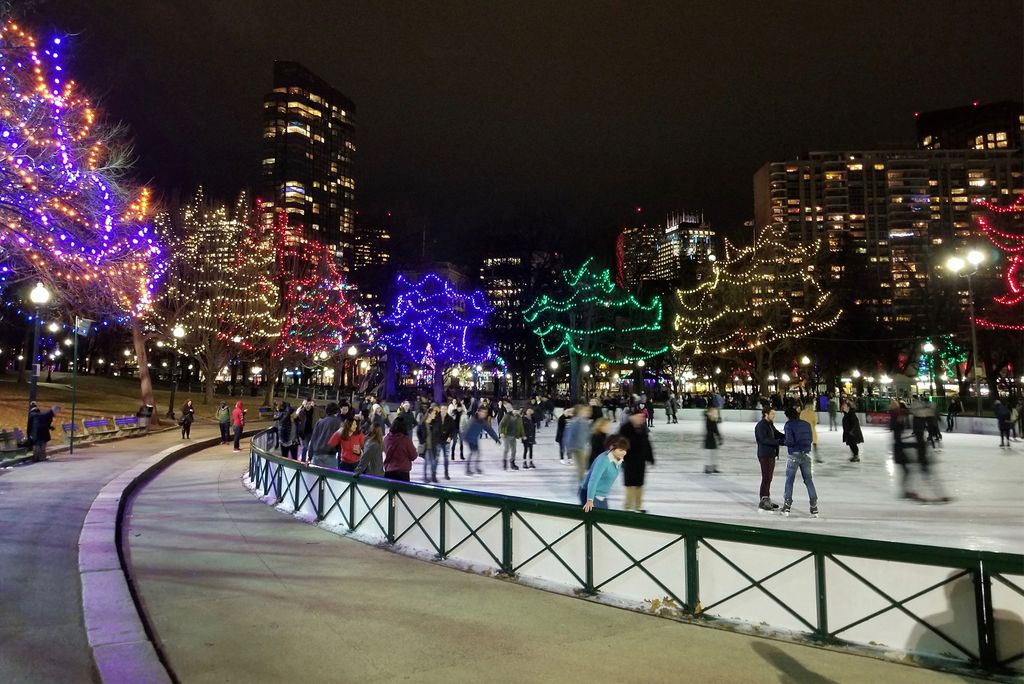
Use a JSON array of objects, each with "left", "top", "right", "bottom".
[{"left": 78, "top": 431, "right": 256, "bottom": 684}]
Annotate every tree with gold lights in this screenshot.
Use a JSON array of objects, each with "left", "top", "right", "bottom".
[
  {"left": 524, "top": 258, "right": 667, "bottom": 402},
  {"left": 0, "top": 21, "right": 166, "bottom": 408},
  {"left": 673, "top": 225, "right": 841, "bottom": 393}
]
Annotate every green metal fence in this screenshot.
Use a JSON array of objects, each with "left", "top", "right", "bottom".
[{"left": 247, "top": 434, "right": 1023, "bottom": 675}]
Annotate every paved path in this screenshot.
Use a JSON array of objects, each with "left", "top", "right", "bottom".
[
  {"left": 0, "top": 425, "right": 219, "bottom": 684},
  {"left": 127, "top": 446, "right": 988, "bottom": 683}
]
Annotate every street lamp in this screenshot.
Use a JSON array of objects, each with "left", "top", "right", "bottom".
[
  {"left": 166, "top": 324, "right": 186, "bottom": 419},
  {"left": 922, "top": 341, "right": 936, "bottom": 395},
  {"left": 549, "top": 360, "right": 559, "bottom": 370},
  {"left": 28, "top": 282, "right": 52, "bottom": 404},
  {"left": 946, "top": 250, "right": 985, "bottom": 416}
]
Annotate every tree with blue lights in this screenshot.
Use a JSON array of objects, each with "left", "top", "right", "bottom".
[{"left": 381, "top": 273, "right": 494, "bottom": 403}]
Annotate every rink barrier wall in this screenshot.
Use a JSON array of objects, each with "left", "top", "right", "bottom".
[
  {"left": 673, "top": 408, "right": 1004, "bottom": 436},
  {"left": 247, "top": 432, "right": 1024, "bottom": 675}
]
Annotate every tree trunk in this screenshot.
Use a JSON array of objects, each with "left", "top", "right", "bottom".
[
  {"left": 385, "top": 353, "right": 397, "bottom": 401},
  {"left": 16, "top": 324, "right": 30, "bottom": 384},
  {"left": 569, "top": 351, "right": 580, "bottom": 403},
  {"left": 433, "top": 362, "right": 444, "bottom": 405},
  {"left": 131, "top": 319, "right": 157, "bottom": 424}
]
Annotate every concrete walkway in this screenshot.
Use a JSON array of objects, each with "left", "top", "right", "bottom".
[
  {"left": 126, "top": 447, "right": 989, "bottom": 683},
  {"left": 0, "top": 424, "right": 220, "bottom": 684}
]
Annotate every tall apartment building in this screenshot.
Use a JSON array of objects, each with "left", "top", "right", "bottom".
[
  {"left": 916, "top": 101, "right": 1023, "bottom": 151},
  {"left": 351, "top": 223, "right": 392, "bottom": 321},
  {"left": 618, "top": 212, "right": 716, "bottom": 290},
  {"left": 753, "top": 148, "right": 1022, "bottom": 328},
  {"left": 260, "top": 61, "right": 356, "bottom": 271}
]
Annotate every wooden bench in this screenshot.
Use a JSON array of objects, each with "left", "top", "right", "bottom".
[
  {"left": 0, "top": 428, "right": 30, "bottom": 456},
  {"left": 62, "top": 421, "right": 88, "bottom": 446},
  {"left": 257, "top": 407, "right": 274, "bottom": 421},
  {"left": 114, "top": 415, "right": 146, "bottom": 436},
  {"left": 83, "top": 417, "right": 119, "bottom": 441}
]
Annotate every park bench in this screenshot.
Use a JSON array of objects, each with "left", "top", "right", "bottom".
[
  {"left": 83, "top": 417, "right": 119, "bottom": 441},
  {"left": 62, "top": 421, "right": 88, "bottom": 446},
  {"left": 0, "top": 427, "right": 30, "bottom": 461},
  {"left": 114, "top": 415, "right": 146, "bottom": 436},
  {"left": 257, "top": 407, "right": 274, "bottom": 421}
]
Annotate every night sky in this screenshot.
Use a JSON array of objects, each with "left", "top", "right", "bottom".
[{"left": 25, "top": 0, "right": 1024, "bottom": 259}]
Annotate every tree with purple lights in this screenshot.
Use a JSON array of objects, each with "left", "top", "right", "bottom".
[
  {"left": 381, "top": 273, "right": 494, "bottom": 403},
  {"left": 0, "top": 21, "right": 166, "bottom": 407}
]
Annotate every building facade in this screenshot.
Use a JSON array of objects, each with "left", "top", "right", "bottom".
[
  {"left": 917, "top": 101, "right": 1023, "bottom": 151},
  {"left": 351, "top": 222, "right": 393, "bottom": 321},
  {"left": 618, "top": 212, "right": 716, "bottom": 291},
  {"left": 260, "top": 61, "right": 356, "bottom": 271},
  {"left": 754, "top": 148, "right": 1022, "bottom": 329}
]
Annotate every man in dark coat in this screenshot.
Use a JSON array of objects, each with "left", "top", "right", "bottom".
[
  {"left": 618, "top": 410, "right": 654, "bottom": 512},
  {"left": 841, "top": 400, "right": 864, "bottom": 462},
  {"left": 754, "top": 407, "right": 784, "bottom": 511},
  {"left": 28, "top": 402, "right": 60, "bottom": 462}
]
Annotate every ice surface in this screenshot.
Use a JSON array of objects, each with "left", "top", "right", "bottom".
[{"left": 419, "top": 417, "right": 1023, "bottom": 554}]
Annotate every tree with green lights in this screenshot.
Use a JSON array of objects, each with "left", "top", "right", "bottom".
[{"left": 523, "top": 258, "right": 667, "bottom": 401}]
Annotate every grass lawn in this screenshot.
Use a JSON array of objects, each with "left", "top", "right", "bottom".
[{"left": 0, "top": 372, "right": 229, "bottom": 430}]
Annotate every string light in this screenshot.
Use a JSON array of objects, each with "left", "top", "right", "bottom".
[
  {"left": 673, "top": 225, "right": 842, "bottom": 356},
  {"left": 972, "top": 195, "right": 1023, "bottom": 331},
  {"left": 523, "top": 258, "right": 667, "bottom": 364}
]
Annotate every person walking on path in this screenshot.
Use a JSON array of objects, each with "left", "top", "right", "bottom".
[
  {"left": 564, "top": 404, "right": 593, "bottom": 480},
  {"left": 179, "top": 400, "right": 195, "bottom": 439},
  {"left": 782, "top": 407, "right": 819, "bottom": 517},
  {"left": 498, "top": 408, "right": 525, "bottom": 470},
  {"left": 462, "top": 406, "right": 499, "bottom": 475},
  {"left": 799, "top": 400, "right": 821, "bottom": 463},
  {"left": 703, "top": 406, "right": 723, "bottom": 474},
  {"left": 946, "top": 396, "right": 962, "bottom": 432},
  {"left": 619, "top": 409, "right": 654, "bottom": 512},
  {"left": 841, "top": 400, "right": 864, "bottom": 462},
  {"left": 294, "top": 400, "right": 316, "bottom": 461},
  {"left": 27, "top": 402, "right": 59, "bottom": 462},
  {"left": 827, "top": 395, "right": 838, "bottom": 431},
  {"left": 231, "top": 400, "right": 246, "bottom": 452},
  {"left": 995, "top": 400, "right": 1012, "bottom": 448},
  {"left": 277, "top": 402, "right": 300, "bottom": 459},
  {"left": 522, "top": 407, "right": 537, "bottom": 469},
  {"left": 383, "top": 420, "right": 418, "bottom": 482},
  {"left": 216, "top": 401, "right": 231, "bottom": 444},
  {"left": 307, "top": 403, "right": 343, "bottom": 469},
  {"left": 754, "top": 407, "right": 785, "bottom": 511},
  {"left": 329, "top": 417, "right": 366, "bottom": 473},
  {"left": 556, "top": 408, "right": 571, "bottom": 464},
  {"left": 354, "top": 425, "right": 385, "bottom": 477},
  {"left": 579, "top": 435, "right": 630, "bottom": 511}
]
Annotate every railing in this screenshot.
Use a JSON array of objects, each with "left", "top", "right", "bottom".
[{"left": 247, "top": 432, "right": 1023, "bottom": 675}]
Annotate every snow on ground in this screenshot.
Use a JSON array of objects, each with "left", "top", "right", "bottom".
[{"left": 418, "top": 416, "right": 1023, "bottom": 554}]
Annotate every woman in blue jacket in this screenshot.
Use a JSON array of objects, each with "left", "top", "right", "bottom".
[{"left": 580, "top": 436, "right": 631, "bottom": 512}]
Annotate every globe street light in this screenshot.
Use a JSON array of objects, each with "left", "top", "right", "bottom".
[
  {"left": 28, "top": 282, "right": 52, "bottom": 404},
  {"left": 946, "top": 251, "right": 984, "bottom": 416},
  {"left": 549, "top": 360, "right": 559, "bottom": 370},
  {"left": 922, "top": 341, "right": 936, "bottom": 394}
]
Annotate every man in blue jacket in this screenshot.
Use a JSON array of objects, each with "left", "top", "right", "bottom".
[
  {"left": 782, "top": 407, "right": 819, "bottom": 517},
  {"left": 754, "top": 407, "right": 784, "bottom": 511},
  {"left": 462, "top": 407, "right": 500, "bottom": 475}
]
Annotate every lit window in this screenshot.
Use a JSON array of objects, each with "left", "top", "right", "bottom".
[{"left": 996, "top": 131, "right": 1007, "bottom": 141}]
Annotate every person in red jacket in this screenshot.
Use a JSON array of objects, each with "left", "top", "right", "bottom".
[
  {"left": 328, "top": 417, "right": 365, "bottom": 472},
  {"left": 383, "top": 420, "right": 418, "bottom": 482},
  {"left": 231, "top": 400, "right": 246, "bottom": 452}
]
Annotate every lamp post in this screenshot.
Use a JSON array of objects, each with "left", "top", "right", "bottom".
[
  {"left": 922, "top": 341, "right": 936, "bottom": 396},
  {"left": 166, "top": 324, "right": 186, "bottom": 419},
  {"left": 28, "top": 282, "right": 52, "bottom": 404},
  {"left": 946, "top": 250, "right": 984, "bottom": 416}
]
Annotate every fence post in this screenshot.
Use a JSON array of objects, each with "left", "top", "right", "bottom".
[
  {"left": 292, "top": 465, "right": 300, "bottom": 510},
  {"left": 387, "top": 489, "right": 396, "bottom": 544},
  {"left": 814, "top": 550, "right": 829, "bottom": 641},
  {"left": 501, "top": 504, "right": 513, "bottom": 575},
  {"left": 685, "top": 533, "right": 700, "bottom": 614},
  {"left": 275, "top": 463, "right": 284, "bottom": 504},
  {"left": 973, "top": 561, "right": 997, "bottom": 670},
  {"left": 316, "top": 477, "right": 325, "bottom": 522},
  {"left": 348, "top": 481, "right": 356, "bottom": 531},
  {"left": 437, "top": 499, "right": 447, "bottom": 560},
  {"left": 584, "top": 518, "right": 595, "bottom": 594}
]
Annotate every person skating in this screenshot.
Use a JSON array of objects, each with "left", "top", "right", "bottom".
[
  {"left": 703, "top": 406, "right": 723, "bottom": 474},
  {"left": 329, "top": 417, "right": 365, "bottom": 473},
  {"left": 307, "top": 403, "right": 343, "bottom": 469},
  {"left": 580, "top": 436, "right": 630, "bottom": 512},
  {"left": 890, "top": 400, "right": 916, "bottom": 498},
  {"left": 522, "top": 407, "right": 537, "bottom": 468},
  {"left": 353, "top": 425, "right": 385, "bottom": 477},
  {"left": 179, "top": 400, "right": 195, "bottom": 439},
  {"left": 799, "top": 400, "right": 821, "bottom": 463},
  {"left": 563, "top": 404, "right": 593, "bottom": 481},
  {"left": 498, "top": 408, "right": 525, "bottom": 470},
  {"left": 589, "top": 417, "right": 613, "bottom": 469},
  {"left": 619, "top": 409, "right": 654, "bottom": 512},
  {"left": 555, "top": 408, "right": 571, "bottom": 464},
  {"left": 418, "top": 406, "right": 443, "bottom": 482},
  {"left": 827, "top": 394, "right": 838, "bottom": 431},
  {"left": 754, "top": 407, "right": 785, "bottom": 511},
  {"left": 439, "top": 404, "right": 458, "bottom": 479},
  {"left": 462, "top": 407, "right": 499, "bottom": 475},
  {"left": 781, "top": 407, "right": 819, "bottom": 517},
  {"left": 946, "top": 395, "right": 962, "bottom": 432},
  {"left": 294, "top": 400, "right": 316, "bottom": 460},
  {"left": 277, "top": 403, "right": 300, "bottom": 459},
  {"left": 841, "top": 400, "right": 864, "bottom": 462},
  {"left": 215, "top": 401, "right": 231, "bottom": 444},
  {"left": 995, "top": 400, "right": 1012, "bottom": 447},
  {"left": 383, "top": 420, "right": 418, "bottom": 482}
]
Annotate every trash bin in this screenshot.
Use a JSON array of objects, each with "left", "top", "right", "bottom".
[{"left": 136, "top": 404, "right": 154, "bottom": 430}]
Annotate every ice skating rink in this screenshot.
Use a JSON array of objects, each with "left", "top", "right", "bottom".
[{"left": 429, "top": 417, "right": 1023, "bottom": 553}]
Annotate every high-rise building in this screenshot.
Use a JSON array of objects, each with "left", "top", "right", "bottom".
[
  {"left": 618, "top": 212, "right": 716, "bottom": 290},
  {"left": 260, "top": 61, "right": 356, "bottom": 270},
  {"left": 916, "top": 101, "right": 1023, "bottom": 151},
  {"left": 351, "top": 223, "right": 392, "bottom": 321},
  {"left": 617, "top": 223, "right": 660, "bottom": 290},
  {"left": 753, "top": 148, "right": 1022, "bottom": 328}
]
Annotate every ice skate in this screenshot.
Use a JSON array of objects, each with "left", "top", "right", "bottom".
[
  {"left": 782, "top": 500, "right": 792, "bottom": 516},
  {"left": 757, "top": 497, "right": 779, "bottom": 512},
  {"left": 510, "top": 462, "right": 520, "bottom": 470},
  {"left": 810, "top": 502, "right": 819, "bottom": 517}
]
